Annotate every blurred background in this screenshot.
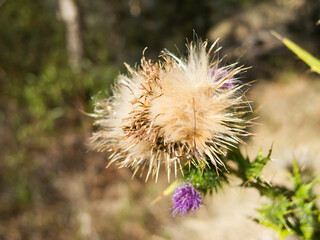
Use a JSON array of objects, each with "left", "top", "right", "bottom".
[{"left": 0, "top": 0, "right": 319, "bottom": 239}]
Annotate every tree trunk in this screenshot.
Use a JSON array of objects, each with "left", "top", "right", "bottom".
[{"left": 58, "top": 0, "right": 83, "bottom": 70}]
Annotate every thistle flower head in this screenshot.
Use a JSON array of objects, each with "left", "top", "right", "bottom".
[
  {"left": 91, "top": 40, "right": 251, "bottom": 181},
  {"left": 171, "top": 181, "right": 203, "bottom": 217}
]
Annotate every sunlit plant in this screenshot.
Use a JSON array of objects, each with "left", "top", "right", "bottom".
[{"left": 91, "top": 37, "right": 320, "bottom": 239}]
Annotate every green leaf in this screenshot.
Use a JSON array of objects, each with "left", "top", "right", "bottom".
[
  {"left": 244, "top": 148, "right": 272, "bottom": 182},
  {"left": 271, "top": 31, "right": 320, "bottom": 74},
  {"left": 257, "top": 196, "right": 292, "bottom": 239},
  {"left": 292, "top": 158, "right": 301, "bottom": 189}
]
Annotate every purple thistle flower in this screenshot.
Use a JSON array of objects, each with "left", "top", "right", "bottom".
[
  {"left": 171, "top": 181, "right": 203, "bottom": 217},
  {"left": 210, "top": 67, "right": 235, "bottom": 89}
]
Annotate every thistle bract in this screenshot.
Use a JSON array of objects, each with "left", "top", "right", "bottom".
[{"left": 91, "top": 40, "right": 251, "bottom": 181}]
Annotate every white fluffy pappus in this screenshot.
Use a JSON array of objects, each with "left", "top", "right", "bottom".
[{"left": 91, "top": 40, "right": 252, "bottom": 182}]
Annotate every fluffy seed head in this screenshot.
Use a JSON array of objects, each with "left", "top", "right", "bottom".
[{"left": 91, "top": 40, "right": 252, "bottom": 181}]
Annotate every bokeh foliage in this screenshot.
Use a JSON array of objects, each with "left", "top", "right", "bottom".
[{"left": 0, "top": 0, "right": 117, "bottom": 222}]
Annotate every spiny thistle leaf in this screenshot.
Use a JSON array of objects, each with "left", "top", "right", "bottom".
[
  {"left": 244, "top": 148, "right": 272, "bottom": 182},
  {"left": 256, "top": 196, "right": 292, "bottom": 240},
  {"left": 227, "top": 147, "right": 272, "bottom": 184},
  {"left": 292, "top": 158, "right": 301, "bottom": 189},
  {"left": 256, "top": 158, "right": 320, "bottom": 240}
]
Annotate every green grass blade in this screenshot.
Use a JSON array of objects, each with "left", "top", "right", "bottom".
[{"left": 271, "top": 31, "right": 320, "bottom": 74}]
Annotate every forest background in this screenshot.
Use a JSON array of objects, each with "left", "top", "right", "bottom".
[{"left": 0, "top": 0, "right": 320, "bottom": 239}]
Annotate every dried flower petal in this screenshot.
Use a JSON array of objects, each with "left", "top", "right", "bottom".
[{"left": 210, "top": 67, "right": 235, "bottom": 89}]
